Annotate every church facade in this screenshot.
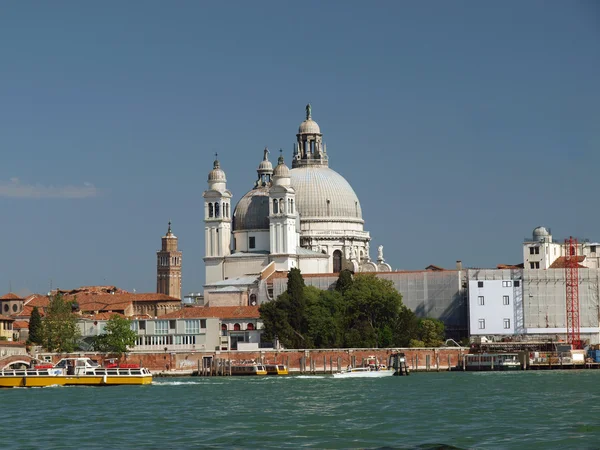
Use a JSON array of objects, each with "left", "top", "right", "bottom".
[{"left": 202, "top": 105, "right": 391, "bottom": 288}]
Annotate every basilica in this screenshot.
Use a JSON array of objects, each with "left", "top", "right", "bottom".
[{"left": 201, "top": 105, "right": 390, "bottom": 300}]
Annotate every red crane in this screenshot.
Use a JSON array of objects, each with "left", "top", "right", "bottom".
[{"left": 564, "top": 236, "right": 581, "bottom": 349}]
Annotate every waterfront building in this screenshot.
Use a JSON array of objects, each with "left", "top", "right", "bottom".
[
  {"left": 202, "top": 105, "right": 391, "bottom": 288},
  {"left": 156, "top": 222, "right": 182, "bottom": 300},
  {"left": 0, "top": 293, "right": 24, "bottom": 316},
  {"left": 0, "top": 315, "right": 15, "bottom": 341}
]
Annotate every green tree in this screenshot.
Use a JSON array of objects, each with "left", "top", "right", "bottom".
[
  {"left": 304, "top": 287, "right": 345, "bottom": 348},
  {"left": 342, "top": 274, "right": 404, "bottom": 348},
  {"left": 41, "top": 293, "right": 80, "bottom": 353},
  {"left": 28, "top": 306, "right": 43, "bottom": 345},
  {"left": 92, "top": 315, "right": 138, "bottom": 356},
  {"left": 417, "top": 318, "right": 445, "bottom": 347},
  {"left": 335, "top": 269, "right": 354, "bottom": 294}
]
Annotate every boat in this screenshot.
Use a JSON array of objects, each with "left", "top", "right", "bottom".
[
  {"left": 265, "top": 364, "right": 289, "bottom": 375},
  {"left": 333, "top": 366, "right": 395, "bottom": 378},
  {"left": 464, "top": 353, "right": 521, "bottom": 371},
  {"left": 0, "top": 357, "right": 153, "bottom": 388},
  {"left": 229, "top": 363, "right": 267, "bottom": 376},
  {"left": 333, "top": 356, "right": 395, "bottom": 378}
]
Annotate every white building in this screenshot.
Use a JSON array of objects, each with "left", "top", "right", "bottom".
[
  {"left": 203, "top": 105, "right": 391, "bottom": 292},
  {"left": 468, "top": 269, "right": 524, "bottom": 337},
  {"left": 523, "top": 226, "right": 600, "bottom": 270}
]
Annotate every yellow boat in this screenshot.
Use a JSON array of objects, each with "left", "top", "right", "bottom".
[
  {"left": 230, "top": 363, "right": 267, "bottom": 376},
  {"left": 0, "top": 357, "right": 152, "bottom": 388},
  {"left": 265, "top": 364, "right": 289, "bottom": 375}
]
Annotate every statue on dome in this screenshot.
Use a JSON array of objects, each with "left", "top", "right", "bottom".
[
  {"left": 377, "top": 245, "right": 384, "bottom": 262},
  {"left": 306, "top": 103, "right": 312, "bottom": 120},
  {"left": 263, "top": 147, "right": 269, "bottom": 160}
]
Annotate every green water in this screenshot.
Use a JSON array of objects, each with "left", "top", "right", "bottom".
[{"left": 1, "top": 371, "right": 599, "bottom": 449}]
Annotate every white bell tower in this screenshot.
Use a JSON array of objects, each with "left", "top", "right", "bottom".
[
  {"left": 203, "top": 156, "right": 232, "bottom": 284},
  {"left": 269, "top": 152, "right": 298, "bottom": 270}
]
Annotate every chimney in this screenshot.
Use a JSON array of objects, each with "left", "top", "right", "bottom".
[{"left": 456, "top": 260, "right": 463, "bottom": 271}]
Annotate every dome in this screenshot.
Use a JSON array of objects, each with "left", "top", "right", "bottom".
[
  {"left": 273, "top": 155, "right": 290, "bottom": 178},
  {"left": 290, "top": 166, "right": 362, "bottom": 222},
  {"left": 298, "top": 119, "right": 321, "bottom": 135},
  {"left": 258, "top": 159, "right": 273, "bottom": 171},
  {"left": 208, "top": 160, "right": 226, "bottom": 182},
  {"left": 233, "top": 187, "right": 270, "bottom": 231},
  {"left": 533, "top": 226, "right": 550, "bottom": 241}
]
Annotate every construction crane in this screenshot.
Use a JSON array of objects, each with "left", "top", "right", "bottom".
[{"left": 564, "top": 236, "right": 581, "bottom": 349}]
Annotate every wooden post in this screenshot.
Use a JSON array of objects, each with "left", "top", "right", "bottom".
[
  {"left": 416, "top": 355, "right": 419, "bottom": 371},
  {"left": 337, "top": 357, "right": 341, "bottom": 373},
  {"left": 324, "top": 356, "right": 326, "bottom": 374},
  {"left": 330, "top": 356, "right": 333, "bottom": 374},
  {"left": 448, "top": 354, "right": 451, "bottom": 371}
]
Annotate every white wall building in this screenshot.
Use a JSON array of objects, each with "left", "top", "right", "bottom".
[{"left": 468, "top": 269, "right": 524, "bottom": 337}]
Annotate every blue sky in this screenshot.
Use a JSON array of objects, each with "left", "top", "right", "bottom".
[{"left": 1, "top": 1, "right": 598, "bottom": 295}]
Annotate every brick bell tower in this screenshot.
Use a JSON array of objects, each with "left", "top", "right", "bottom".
[{"left": 156, "top": 221, "right": 182, "bottom": 299}]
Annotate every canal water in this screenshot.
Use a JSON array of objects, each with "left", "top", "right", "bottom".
[{"left": 2, "top": 370, "right": 599, "bottom": 449}]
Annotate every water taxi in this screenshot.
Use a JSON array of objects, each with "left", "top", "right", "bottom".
[
  {"left": 0, "top": 357, "right": 153, "bottom": 388},
  {"left": 333, "top": 366, "right": 395, "bottom": 378},
  {"left": 265, "top": 364, "right": 289, "bottom": 375},
  {"left": 230, "top": 363, "right": 267, "bottom": 376},
  {"left": 333, "top": 356, "right": 395, "bottom": 378}
]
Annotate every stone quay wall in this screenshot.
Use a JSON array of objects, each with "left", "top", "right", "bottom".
[{"left": 40, "top": 347, "right": 468, "bottom": 373}]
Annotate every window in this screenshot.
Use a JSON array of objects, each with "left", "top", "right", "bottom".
[
  {"left": 185, "top": 319, "right": 199, "bottom": 335},
  {"left": 591, "top": 246, "right": 597, "bottom": 253},
  {"left": 477, "top": 281, "right": 484, "bottom": 288},
  {"left": 535, "top": 262, "right": 540, "bottom": 269},
  {"left": 169, "top": 320, "right": 176, "bottom": 329},
  {"left": 502, "top": 281, "right": 512, "bottom": 287},
  {"left": 273, "top": 199, "right": 278, "bottom": 214},
  {"left": 233, "top": 323, "right": 241, "bottom": 331},
  {"left": 503, "top": 295, "right": 510, "bottom": 305},
  {"left": 249, "top": 236, "right": 256, "bottom": 249},
  {"left": 333, "top": 250, "right": 342, "bottom": 273},
  {"left": 530, "top": 262, "right": 535, "bottom": 269},
  {"left": 529, "top": 247, "right": 535, "bottom": 255},
  {"left": 503, "top": 319, "right": 511, "bottom": 329},
  {"left": 208, "top": 203, "right": 213, "bottom": 218},
  {"left": 130, "top": 321, "right": 139, "bottom": 332},
  {"left": 478, "top": 319, "right": 485, "bottom": 329},
  {"left": 200, "top": 319, "right": 207, "bottom": 329},
  {"left": 249, "top": 294, "right": 257, "bottom": 306},
  {"left": 139, "top": 320, "right": 146, "bottom": 330},
  {"left": 155, "top": 321, "right": 168, "bottom": 334},
  {"left": 478, "top": 296, "right": 484, "bottom": 306},
  {"left": 247, "top": 323, "right": 254, "bottom": 331},
  {"left": 12, "top": 304, "right": 18, "bottom": 312},
  {"left": 514, "top": 280, "right": 520, "bottom": 287}
]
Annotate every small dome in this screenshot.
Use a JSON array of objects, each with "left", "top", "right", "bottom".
[
  {"left": 273, "top": 154, "right": 290, "bottom": 178},
  {"left": 533, "top": 226, "right": 550, "bottom": 241},
  {"left": 233, "top": 187, "right": 270, "bottom": 231},
  {"left": 258, "top": 159, "right": 273, "bottom": 171},
  {"left": 208, "top": 160, "right": 226, "bottom": 182},
  {"left": 298, "top": 119, "right": 321, "bottom": 135}
]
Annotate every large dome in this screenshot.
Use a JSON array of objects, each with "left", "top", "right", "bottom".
[
  {"left": 233, "top": 187, "right": 270, "bottom": 231},
  {"left": 290, "top": 166, "right": 363, "bottom": 222}
]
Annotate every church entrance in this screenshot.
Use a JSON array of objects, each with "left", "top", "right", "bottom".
[{"left": 333, "top": 250, "right": 342, "bottom": 273}]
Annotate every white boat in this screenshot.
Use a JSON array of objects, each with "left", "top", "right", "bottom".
[{"left": 333, "top": 366, "right": 395, "bottom": 378}]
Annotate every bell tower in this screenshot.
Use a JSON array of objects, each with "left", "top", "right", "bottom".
[
  {"left": 156, "top": 221, "right": 182, "bottom": 299},
  {"left": 203, "top": 156, "right": 232, "bottom": 284}
]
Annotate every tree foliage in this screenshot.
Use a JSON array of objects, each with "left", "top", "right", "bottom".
[
  {"left": 28, "top": 306, "right": 43, "bottom": 345},
  {"left": 260, "top": 270, "right": 445, "bottom": 349},
  {"left": 41, "top": 294, "right": 80, "bottom": 353},
  {"left": 92, "top": 315, "right": 138, "bottom": 356}
]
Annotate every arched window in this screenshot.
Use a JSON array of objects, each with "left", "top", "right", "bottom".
[
  {"left": 221, "top": 324, "right": 227, "bottom": 332},
  {"left": 247, "top": 323, "right": 254, "bottom": 331},
  {"left": 208, "top": 203, "right": 214, "bottom": 218},
  {"left": 234, "top": 323, "right": 241, "bottom": 331},
  {"left": 333, "top": 250, "right": 342, "bottom": 273},
  {"left": 215, "top": 202, "right": 220, "bottom": 218},
  {"left": 249, "top": 294, "right": 257, "bottom": 306},
  {"left": 290, "top": 199, "right": 294, "bottom": 213},
  {"left": 279, "top": 198, "right": 284, "bottom": 214},
  {"left": 273, "top": 199, "right": 278, "bottom": 214}
]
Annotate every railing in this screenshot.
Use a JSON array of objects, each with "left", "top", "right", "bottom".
[{"left": 133, "top": 344, "right": 203, "bottom": 351}]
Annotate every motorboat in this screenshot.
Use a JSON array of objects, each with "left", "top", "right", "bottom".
[
  {"left": 333, "top": 366, "right": 395, "bottom": 378},
  {"left": 0, "top": 357, "right": 153, "bottom": 388},
  {"left": 265, "top": 364, "right": 289, "bottom": 375}
]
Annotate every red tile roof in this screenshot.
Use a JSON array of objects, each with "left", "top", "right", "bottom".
[
  {"left": 0, "top": 314, "right": 15, "bottom": 321},
  {"left": 425, "top": 265, "right": 445, "bottom": 271},
  {"left": 0, "top": 341, "right": 26, "bottom": 347},
  {"left": 80, "top": 312, "right": 125, "bottom": 320},
  {"left": 0, "top": 293, "right": 22, "bottom": 300},
  {"left": 24, "top": 294, "right": 50, "bottom": 308},
  {"left": 549, "top": 256, "right": 586, "bottom": 269},
  {"left": 20, "top": 305, "right": 45, "bottom": 318},
  {"left": 159, "top": 306, "right": 260, "bottom": 320},
  {"left": 12, "top": 321, "right": 29, "bottom": 329}
]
